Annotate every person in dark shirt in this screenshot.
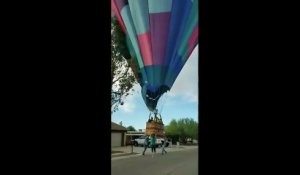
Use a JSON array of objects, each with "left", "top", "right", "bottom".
[{"left": 142, "top": 136, "right": 150, "bottom": 155}]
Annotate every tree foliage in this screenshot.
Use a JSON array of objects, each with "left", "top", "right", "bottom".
[
  {"left": 126, "top": 125, "right": 136, "bottom": 131},
  {"left": 165, "top": 118, "right": 198, "bottom": 144},
  {"left": 111, "top": 16, "right": 137, "bottom": 113}
]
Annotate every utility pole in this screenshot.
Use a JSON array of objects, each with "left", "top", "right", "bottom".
[{"left": 130, "top": 135, "right": 133, "bottom": 153}]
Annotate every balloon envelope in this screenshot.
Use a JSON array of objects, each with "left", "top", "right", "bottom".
[{"left": 112, "top": 0, "right": 198, "bottom": 111}]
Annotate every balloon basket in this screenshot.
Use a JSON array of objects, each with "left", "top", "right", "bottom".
[{"left": 146, "top": 120, "right": 164, "bottom": 137}]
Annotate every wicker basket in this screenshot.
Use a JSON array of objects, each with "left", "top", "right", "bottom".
[{"left": 146, "top": 121, "right": 164, "bottom": 137}]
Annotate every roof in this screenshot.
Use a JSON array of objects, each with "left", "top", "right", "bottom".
[{"left": 111, "top": 122, "right": 127, "bottom": 131}]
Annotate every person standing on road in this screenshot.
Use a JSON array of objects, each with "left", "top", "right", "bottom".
[
  {"left": 161, "top": 136, "right": 167, "bottom": 155},
  {"left": 150, "top": 133, "right": 156, "bottom": 157},
  {"left": 142, "top": 136, "right": 150, "bottom": 155}
]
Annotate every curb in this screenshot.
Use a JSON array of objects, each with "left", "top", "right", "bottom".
[
  {"left": 111, "top": 153, "right": 141, "bottom": 161},
  {"left": 112, "top": 152, "right": 139, "bottom": 157},
  {"left": 111, "top": 146, "right": 198, "bottom": 160}
]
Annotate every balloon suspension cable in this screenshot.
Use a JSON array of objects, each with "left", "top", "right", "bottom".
[
  {"left": 148, "top": 108, "right": 163, "bottom": 123},
  {"left": 159, "top": 93, "right": 167, "bottom": 117},
  {"left": 145, "top": 94, "right": 161, "bottom": 101},
  {"left": 148, "top": 112, "right": 152, "bottom": 120}
]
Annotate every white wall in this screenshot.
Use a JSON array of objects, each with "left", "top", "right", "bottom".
[{"left": 111, "top": 132, "right": 122, "bottom": 147}]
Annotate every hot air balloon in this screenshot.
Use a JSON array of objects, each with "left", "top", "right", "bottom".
[{"left": 111, "top": 0, "right": 198, "bottom": 113}]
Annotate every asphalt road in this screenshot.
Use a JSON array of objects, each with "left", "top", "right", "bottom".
[{"left": 112, "top": 148, "right": 198, "bottom": 175}]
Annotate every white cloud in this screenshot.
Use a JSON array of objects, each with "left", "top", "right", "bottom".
[
  {"left": 119, "top": 84, "right": 140, "bottom": 113},
  {"left": 119, "top": 96, "right": 136, "bottom": 113},
  {"left": 166, "top": 45, "right": 198, "bottom": 103}
]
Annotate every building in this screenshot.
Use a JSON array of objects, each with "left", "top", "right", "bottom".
[{"left": 111, "top": 122, "right": 127, "bottom": 147}]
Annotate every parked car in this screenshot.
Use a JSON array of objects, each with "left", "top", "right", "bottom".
[{"left": 133, "top": 135, "right": 170, "bottom": 147}]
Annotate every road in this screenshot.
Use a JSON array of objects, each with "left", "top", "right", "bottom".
[{"left": 111, "top": 148, "right": 198, "bottom": 175}]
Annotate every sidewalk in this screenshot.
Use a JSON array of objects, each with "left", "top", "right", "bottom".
[{"left": 111, "top": 145, "right": 198, "bottom": 161}]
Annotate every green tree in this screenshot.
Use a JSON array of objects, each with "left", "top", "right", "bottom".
[
  {"left": 185, "top": 118, "right": 198, "bottom": 139},
  {"left": 111, "top": 16, "right": 137, "bottom": 113},
  {"left": 178, "top": 118, "right": 198, "bottom": 143},
  {"left": 165, "top": 119, "right": 179, "bottom": 143},
  {"left": 126, "top": 126, "right": 136, "bottom": 131},
  {"left": 165, "top": 118, "right": 198, "bottom": 144}
]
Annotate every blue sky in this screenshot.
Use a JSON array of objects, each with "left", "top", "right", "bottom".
[{"left": 112, "top": 46, "right": 198, "bottom": 130}]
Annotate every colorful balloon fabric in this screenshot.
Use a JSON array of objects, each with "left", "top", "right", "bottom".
[{"left": 112, "top": 0, "right": 198, "bottom": 111}]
